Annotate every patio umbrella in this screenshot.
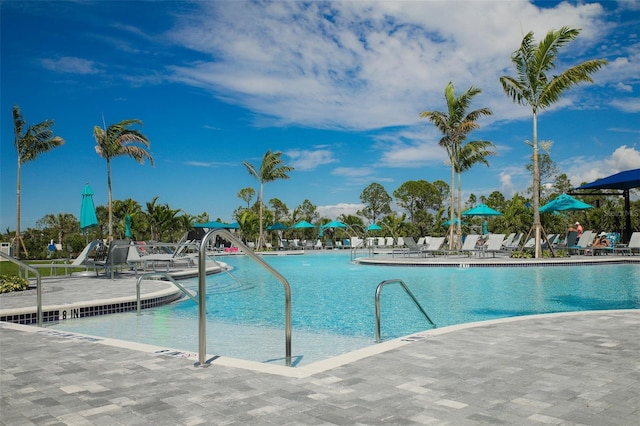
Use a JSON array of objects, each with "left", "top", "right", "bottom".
[
  {"left": 322, "top": 220, "right": 347, "bottom": 229},
  {"left": 125, "top": 215, "right": 132, "bottom": 238},
  {"left": 539, "top": 194, "right": 593, "bottom": 212},
  {"left": 462, "top": 204, "right": 502, "bottom": 235},
  {"left": 292, "top": 220, "right": 314, "bottom": 229},
  {"left": 193, "top": 221, "right": 239, "bottom": 229},
  {"left": 80, "top": 183, "right": 98, "bottom": 242},
  {"left": 366, "top": 223, "right": 382, "bottom": 231},
  {"left": 267, "top": 222, "right": 288, "bottom": 231},
  {"left": 462, "top": 204, "right": 503, "bottom": 217},
  {"left": 442, "top": 218, "right": 466, "bottom": 226}
]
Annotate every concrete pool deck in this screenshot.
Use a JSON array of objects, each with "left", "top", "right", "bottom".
[{"left": 1, "top": 255, "right": 639, "bottom": 424}]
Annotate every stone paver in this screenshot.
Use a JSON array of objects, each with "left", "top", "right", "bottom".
[{"left": 2, "top": 310, "right": 639, "bottom": 425}]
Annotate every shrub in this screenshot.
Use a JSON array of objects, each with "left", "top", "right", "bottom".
[{"left": 0, "top": 274, "right": 30, "bottom": 293}]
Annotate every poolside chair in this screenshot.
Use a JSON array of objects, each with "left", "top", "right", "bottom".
[
  {"left": 314, "top": 239, "right": 323, "bottom": 250},
  {"left": 447, "top": 234, "right": 479, "bottom": 257},
  {"left": 324, "top": 240, "right": 334, "bottom": 250},
  {"left": 503, "top": 232, "right": 522, "bottom": 251},
  {"left": 392, "top": 236, "right": 425, "bottom": 257},
  {"left": 502, "top": 233, "right": 516, "bottom": 248},
  {"left": 422, "top": 237, "right": 446, "bottom": 257},
  {"left": 91, "top": 240, "right": 131, "bottom": 278},
  {"left": 613, "top": 232, "right": 640, "bottom": 255},
  {"left": 569, "top": 231, "right": 594, "bottom": 255},
  {"left": 471, "top": 234, "right": 506, "bottom": 257}
]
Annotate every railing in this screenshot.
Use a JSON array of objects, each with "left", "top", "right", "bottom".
[
  {"left": 135, "top": 272, "right": 198, "bottom": 314},
  {"left": 375, "top": 279, "right": 435, "bottom": 343},
  {"left": 196, "top": 229, "right": 292, "bottom": 367},
  {"left": 0, "top": 251, "right": 43, "bottom": 326}
]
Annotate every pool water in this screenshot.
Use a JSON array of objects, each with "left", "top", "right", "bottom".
[{"left": 49, "top": 251, "right": 640, "bottom": 366}]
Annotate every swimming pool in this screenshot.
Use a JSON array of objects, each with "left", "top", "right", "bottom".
[{"left": 48, "top": 251, "right": 640, "bottom": 366}]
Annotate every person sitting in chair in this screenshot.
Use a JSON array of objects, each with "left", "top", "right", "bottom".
[
  {"left": 568, "top": 221, "right": 583, "bottom": 237},
  {"left": 590, "top": 232, "right": 610, "bottom": 248}
]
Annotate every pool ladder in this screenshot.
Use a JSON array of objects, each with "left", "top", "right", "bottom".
[{"left": 375, "top": 279, "right": 435, "bottom": 343}]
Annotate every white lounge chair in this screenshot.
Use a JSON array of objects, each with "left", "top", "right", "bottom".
[{"left": 613, "top": 232, "right": 640, "bottom": 255}]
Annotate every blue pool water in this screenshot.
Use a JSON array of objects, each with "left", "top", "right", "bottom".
[{"left": 49, "top": 251, "right": 640, "bottom": 366}]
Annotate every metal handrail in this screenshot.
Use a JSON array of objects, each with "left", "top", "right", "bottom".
[
  {"left": 375, "top": 279, "right": 435, "bottom": 343},
  {"left": 197, "top": 229, "right": 292, "bottom": 367},
  {"left": 0, "top": 251, "right": 43, "bottom": 326},
  {"left": 135, "top": 272, "right": 198, "bottom": 314}
]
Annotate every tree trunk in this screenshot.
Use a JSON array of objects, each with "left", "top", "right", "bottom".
[
  {"left": 532, "top": 110, "right": 542, "bottom": 258},
  {"left": 107, "top": 159, "right": 113, "bottom": 242},
  {"left": 448, "top": 162, "right": 455, "bottom": 250}
]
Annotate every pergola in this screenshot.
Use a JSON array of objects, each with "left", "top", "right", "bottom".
[{"left": 571, "top": 168, "right": 640, "bottom": 243}]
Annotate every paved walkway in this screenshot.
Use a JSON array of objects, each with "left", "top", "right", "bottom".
[{"left": 2, "top": 309, "right": 639, "bottom": 425}]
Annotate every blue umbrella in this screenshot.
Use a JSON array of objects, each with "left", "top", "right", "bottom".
[
  {"left": 322, "top": 220, "right": 347, "bottom": 229},
  {"left": 461, "top": 204, "right": 503, "bottom": 216},
  {"left": 442, "top": 218, "right": 466, "bottom": 226},
  {"left": 366, "top": 223, "right": 382, "bottom": 231},
  {"left": 80, "top": 183, "right": 98, "bottom": 233},
  {"left": 267, "top": 222, "right": 288, "bottom": 230},
  {"left": 292, "top": 220, "right": 315, "bottom": 229},
  {"left": 193, "top": 221, "right": 239, "bottom": 229},
  {"left": 539, "top": 194, "right": 593, "bottom": 212}
]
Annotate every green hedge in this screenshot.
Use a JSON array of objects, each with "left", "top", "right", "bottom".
[{"left": 0, "top": 274, "right": 30, "bottom": 293}]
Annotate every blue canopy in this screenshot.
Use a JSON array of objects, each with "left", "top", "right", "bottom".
[
  {"left": 366, "top": 223, "right": 382, "bottom": 231},
  {"left": 576, "top": 168, "right": 640, "bottom": 191}
]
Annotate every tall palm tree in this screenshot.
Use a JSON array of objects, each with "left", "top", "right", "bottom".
[
  {"left": 420, "top": 82, "right": 492, "bottom": 249},
  {"left": 12, "top": 105, "right": 65, "bottom": 258},
  {"left": 500, "top": 27, "right": 606, "bottom": 258},
  {"left": 94, "top": 118, "right": 154, "bottom": 242},
  {"left": 243, "top": 150, "right": 294, "bottom": 249}
]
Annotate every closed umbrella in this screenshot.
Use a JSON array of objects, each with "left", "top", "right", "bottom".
[
  {"left": 125, "top": 215, "right": 132, "bottom": 238},
  {"left": 80, "top": 183, "right": 98, "bottom": 242}
]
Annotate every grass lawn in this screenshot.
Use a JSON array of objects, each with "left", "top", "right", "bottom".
[{"left": 0, "top": 259, "right": 89, "bottom": 278}]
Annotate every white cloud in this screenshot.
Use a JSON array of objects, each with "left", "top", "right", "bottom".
[
  {"left": 165, "top": 1, "right": 609, "bottom": 131},
  {"left": 610, "top": 98, "right": 640, "bottom": 113},
  {"left": 286, "top": 147, "right": 337, "bottom": 171},
  {"left": 317, "top": 202, "right": 364, "bottom": 220},
  {"left": 41, "top": 56, "right": 100, "bottom": 74},
  {"left": 566, "top": 145, "right": 640, "bottom": 185}
]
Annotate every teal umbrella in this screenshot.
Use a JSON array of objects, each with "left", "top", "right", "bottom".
[
  {"left": 292, "top": 220, "right": 314, "bottom": 229},
  {"left": 462, "top": 204, "right": 503, "bottom": 216},
  {"left": 267, "top": 222, "right": 288, "bottom": 230},
  {"left": 125, "top": 215, "right": 132, "bottom": 238},
  {"left": 80, "top": 183, "right": 98, "bottom": 235},
  {"left": 322, "top": 220, "right": 347, "bottom": 229},
  {"left": 442, "top": 218, "right": 466, "bottom": 226},
  {"left": 540, "top": 194, "right": 593, "bottom": 212},
  {"left": 366, "top": 223, "right": 382, "bottom": 231},
  {"left": 193, "top": 221, "right": 239, "bottom": 229}
]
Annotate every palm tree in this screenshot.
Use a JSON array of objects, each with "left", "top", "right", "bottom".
[
  {"left": 500, "top": 27, "right": 606, "bottom": 258},
  {"left": 243, "top": 150, "right": 294, "bottom": 249},
  {"left": 12, "top": 105, "right": 64, "bottom": 258},
  {"left": 94, "top": 118, "right": 154, "bottom": 242},
  {"left": 420, "top": 82, "right": 492, "bottom": 249}
]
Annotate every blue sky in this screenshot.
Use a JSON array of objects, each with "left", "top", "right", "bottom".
[{"left": 1, "top": 0, "right": 639, "bottom": 231}]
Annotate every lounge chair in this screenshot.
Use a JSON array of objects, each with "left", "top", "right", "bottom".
[
  {"left": 314, "top": 239, "right": 323, "bottom": 250},
  {"left": 422, "top": 237, "right": 446, "bottom": 257},
  {"left": 443, "top": 234, "right": 479, "bottom": 257},
  {"left": 503, "top": 232, "right": 522, "bottom": 251},
  {"left": 392, "top": 236, "right": 425, "bottom": 257},
  {"left": 569, "top": 231, "right": 594, "bottom": 255},
  {"left": 613, "top": 232, "right": 640, "bottom": 255},
  {"left": 324, "top": 240, "right": 334, "bottom": 249},
  {"left": 471, "top": 234, "right": 505, "bottom": 257}
]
